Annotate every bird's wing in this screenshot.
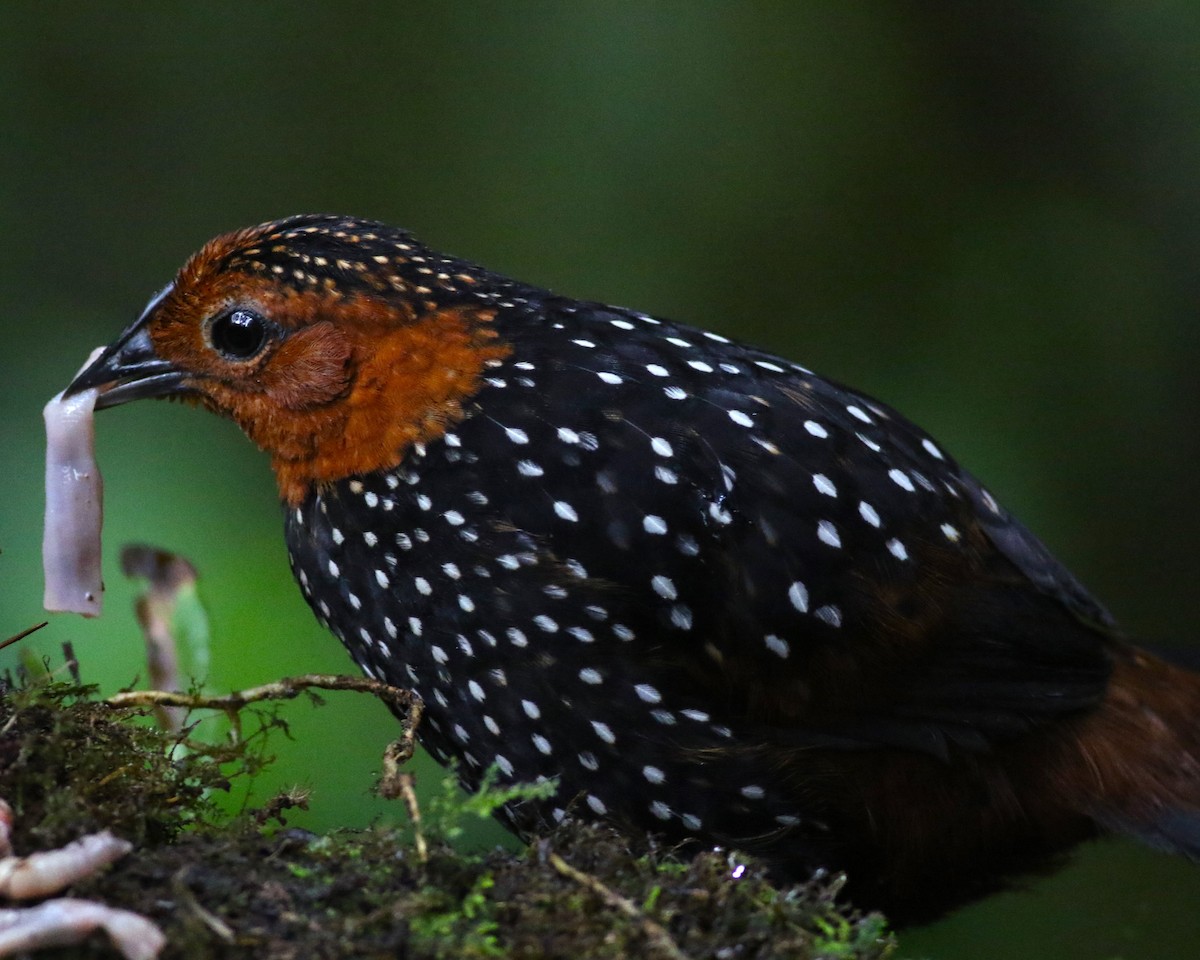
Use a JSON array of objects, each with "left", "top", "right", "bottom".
[{"left": 485, "top": 303, "right": 1115, "bottom": 759}]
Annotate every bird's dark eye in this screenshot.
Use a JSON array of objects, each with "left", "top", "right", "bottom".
[{"left": 209, "top": 309, "right": 269, "bottom": 360}]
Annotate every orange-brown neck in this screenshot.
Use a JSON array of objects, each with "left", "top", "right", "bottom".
[{"left": 208, "top": 303, "right": 509, "bottom": 505}]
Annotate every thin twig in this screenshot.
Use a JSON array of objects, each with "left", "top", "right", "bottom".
[
  {"left": 105, "top": 673, "right": 418, "bottom": 719},
  {"left": 396, "top": 773, "right": 428, "bottom": 864},
  {"left": 546, "top": 850, "right": 689, "bottom": 960},
  {"left": 0, "top": 623, "right": 48, "bottom": 653},
  {"left": 171, "top": 868, "right": 235, "bottom": 943},
  {"left": 376, "top": 700, "right": 427, "bottom": 862}
]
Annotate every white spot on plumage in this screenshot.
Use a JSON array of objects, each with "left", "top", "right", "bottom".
[
  {"left": 651, "top": 437, "right": 674, "bottom": 457},
  {"left": 579, "top": 667, "right": 603, "bottom": 685},
  {"left": 788, "top": 581, "right": 809, "bottom": 613},
  {"left": 888, "top": 468, "right": 916, "bottom": 492},
  {"left": 592, "top": 720, "right": 616, "bottom": 743},
  {"left": 804, "top": 420, "right": 829, "bottom": 438},
  {"left": 643, "top": 765, "right": 666, "bottom": 784},
  {"left": 764, "top": 634, "right": 789, "bottom": 658},
  {"left": 887, "top": 538, "right": 909, "bottom": 561},
  {"left": 643, "top": 515, "right": 668, "bottom": 535},
  {"left": 817, "top": 520, "right": 841, "bottom": 548},
  {"left": 708, "top": 502, "right": 733, "bottom": 525},
  {"left": 554, "top": 501, "right": 579, "bottom": 522},
  {"left": 859, "top": 501, "right": 882, "bottom": 527},
  {"left": 651, "top": 575, "right": 677, "bottom": 600},
  {"left": 671, "top": 605, "right": 693, "bottom": 630},
  {"left": 635, "top": 683, "right": 662, "bottom": 704},
  {"left": 812, "top": 473, "right": 837, "bottom": 497}
]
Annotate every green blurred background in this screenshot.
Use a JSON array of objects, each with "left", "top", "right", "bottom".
[{"left": 3, "top": 4, "right": 1200, "bottom": 957}]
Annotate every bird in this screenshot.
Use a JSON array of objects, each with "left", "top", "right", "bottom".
[{"left": 66, "top": 214, "right": 1200, "bottom": 923}]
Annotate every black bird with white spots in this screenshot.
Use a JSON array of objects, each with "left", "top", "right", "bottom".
[{"left": 68, "top": 215, "right": 1200, "bottom": 923}]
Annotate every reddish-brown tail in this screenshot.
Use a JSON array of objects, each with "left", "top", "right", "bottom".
[
  {"left": 1055, "top": 647, "right": 1200, "bottom": 858},
  {"left": 819, "top": 644, "right": 1200, "bottom": 924}
]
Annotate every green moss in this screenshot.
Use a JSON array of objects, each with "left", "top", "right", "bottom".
[{"left": 0, "top": 676, "right": 895, "bottom": 959}]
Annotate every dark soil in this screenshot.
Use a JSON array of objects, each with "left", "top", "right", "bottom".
[{"left": 0, "top": 679, "right": 895, "bottom": 959}]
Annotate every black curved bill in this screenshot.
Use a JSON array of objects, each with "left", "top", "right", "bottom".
[{"left": 64, "top": 284, "right": 192, "bottom": 409}]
